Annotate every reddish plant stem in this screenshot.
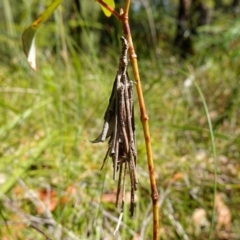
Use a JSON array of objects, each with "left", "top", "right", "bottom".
[
  {"left": 120, "top": 12, "right": 159, "bottom": 240},
  {"left": 95, "top": 1, "right": 159, "bottom": 239}
]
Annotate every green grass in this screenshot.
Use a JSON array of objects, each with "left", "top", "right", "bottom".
[{"left": 1, "top": 1, "right": 240, "bottom": 239}]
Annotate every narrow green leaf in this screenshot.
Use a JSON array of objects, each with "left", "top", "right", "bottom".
[
  {"left": 99, "top": 0, "right": 115, "bottom": 17},
  {"left": 22, "top": 0, "right": 63, "bottom": 70}
]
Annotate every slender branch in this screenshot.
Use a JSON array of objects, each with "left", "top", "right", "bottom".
[
  {"left": 29, "top": 223, "right": 52, "bottom": 240},
  {"left": 95, "top": 0, "right": 159, "bottom": 239},
  {"left": 121, "top": 2, "right": 159, "bottom": 240}
]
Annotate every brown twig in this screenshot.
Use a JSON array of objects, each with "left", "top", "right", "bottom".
[
  {"left": 95, "top": 0, "right": 159, "bottom": 239},
  {"left": 29, "top": 223, "right": 52, "bottom": 240},
  {"left": 123, "top": 20, "right": 159, "bottom": 238}
]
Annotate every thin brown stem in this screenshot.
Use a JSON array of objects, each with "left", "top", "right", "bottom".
[
  {"left": 95, "top": 0, "right": 159, "bottom": 239},
  {"left": 122, "top": 19, "right": 159, "bottom": 240},
  {"left": 29, "top": 223, "right": 52, "bottom": 240},
  {"left": 121, "top": 2, "right": 159, "bottom": 238}
]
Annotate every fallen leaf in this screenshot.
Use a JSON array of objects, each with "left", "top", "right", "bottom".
[
  {"left": 171, "top": 172, "right": 183, "bottom": 182},
  {"left": 192, "top": 208, "right": 209, "bottom": 236},
  {"left": 215, "top": 193, "right": 232, "bottom": 231},
  {"left": 13, "top": 185, "right": 24, "bottom": 197},
  {"left": 101, "top": 192, "right": 116, "bottom": 203},
  {"left": 101, "top": 190, "right": 138, "bottom": 203},
  {"left": 37, "top": 188, "right": 58, "bottom": 213},
  {"left": 132, "top": 233, "right": 140, "bottom": 240},
  {"left": 60, "top": 184, "right": 77, "bottom": 205}
]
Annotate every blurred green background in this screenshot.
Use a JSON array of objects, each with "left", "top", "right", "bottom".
[{"left": 0, "top": 0, "right": 240, "bottom": 239}]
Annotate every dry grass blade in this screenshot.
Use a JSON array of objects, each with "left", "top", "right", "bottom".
[{"left": 92, "top": 36, "right": 137, "bottom": 217}]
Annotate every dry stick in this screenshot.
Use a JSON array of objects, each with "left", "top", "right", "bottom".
[
  {"left": 121, "top": 3, "right": 159, "bottom": 240},
  {"left": 128, "top": 36, "right": 159, "bottom": 239},
  {"left": 1, "top": 193, "right": 80, "bottom": 240},
  {"left": 112, "top": 76, "right": 120, "bottom": 181},
  {"left": 96, "top": 1, "right": 159, "bottom": 239},
  {"left": 29, "top": 223, "right": 52, "bottom": 240}
]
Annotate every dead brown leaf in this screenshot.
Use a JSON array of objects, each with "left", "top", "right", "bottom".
[
  {"left": 215, "top": 193, "right": 232, "bottom": 231},
  {"left": 101, "top": 190, "right": 138, "bottom": 204},
  {"left": 101, "top": 192, "right": 116, "bottom": 203},
  {"left": 132, "top": 233, "right": 140, "bottom": 240},
  {"left": 37, "top": 188, "right": 58, "bottom": 213},
  {"left": 192, "top": 208, "right": 209, "bottom": 236},
  {"left": 171, "top": 172, "right": 183, "bottom": 182},
  {"left": 60, "top": 184, "right": 77, "bottom": 205}
]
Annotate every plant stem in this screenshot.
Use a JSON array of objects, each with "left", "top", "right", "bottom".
[
  {"left": 194, "top": 82, "right": 217, "bottom": 240},
  {"left": 121, "top": 11, "right": 159, "bottom": 240},
  {"left": 95, "top": 1, "right": 159, "bottom": 239}
]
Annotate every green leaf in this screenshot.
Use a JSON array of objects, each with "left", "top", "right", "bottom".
[
  {"left": 22, "top": 0, "right": 63, "bottom": 70},
  {"left": 99, "top": 0, "right": 115, "bottom": 17}
]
